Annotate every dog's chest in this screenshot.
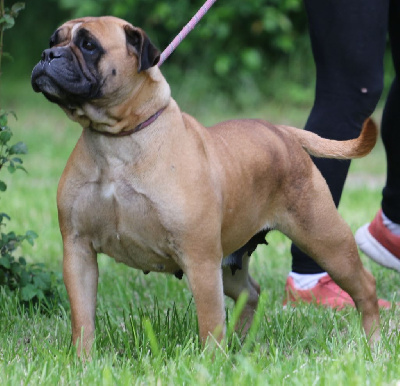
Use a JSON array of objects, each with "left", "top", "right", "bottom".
[{"left": 72, "top": 177, "right": 181, "bottom": 273}]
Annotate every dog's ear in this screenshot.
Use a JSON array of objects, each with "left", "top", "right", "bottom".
[{"left": 124, "top": 25, "right": 160, "bottom": 73}]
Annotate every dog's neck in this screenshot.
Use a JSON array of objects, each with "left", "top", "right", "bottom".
[
  {"left": 62, "top": 67, "right": 171, "bottom": 136},
  {"left": 80, "top": 97, "right": 185, "bottom": 174},
  {"left": 88, "top": 106, "right": 167, "bottom": 137}
]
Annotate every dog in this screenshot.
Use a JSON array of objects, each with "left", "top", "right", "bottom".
[{"left": 31, "top": 16, "right": 380, "bottom": 355}]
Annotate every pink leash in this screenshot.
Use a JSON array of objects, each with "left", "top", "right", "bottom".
[{"left": 158, "top": 0, "right": 218, "bottom": 67}]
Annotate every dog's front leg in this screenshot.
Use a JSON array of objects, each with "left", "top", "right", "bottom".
[
  {"left": 63, "top": 237, "right": 98, "bottom": 356},
  {"left": 185, "top": 258, "right": 226, "bottom": 346}
]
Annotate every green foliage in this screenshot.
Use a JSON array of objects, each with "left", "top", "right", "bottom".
[
  {"left": 0, "top": 111, "right": 27, "bottom": 177},
  {"left": 0, "top": 3, "right": 62, "bottom": 309},
  {"left": 49, "top": 0, "right": 308, "bottom": 88},
  {"left": 0, "top": 2, "right": 25, "bottom": 30},
  {"left": 0, "top": 1, "right": 25, "bottom": 75},
  {"left": 0, "top": 110, "right": 61, "bottom": 307},
  {"left": 2, "top": 0, "right": 312, "bottom": 107}
]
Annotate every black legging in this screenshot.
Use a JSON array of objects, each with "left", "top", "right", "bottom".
[
  {"left": 381, "top": 1, "right": 400, "bottom": 225},
  {"left": 292, "top": 0, "right": 400, "bottom": 273}
]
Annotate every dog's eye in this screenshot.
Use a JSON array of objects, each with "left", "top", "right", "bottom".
[{"left": 82, "top": 40, "right": 97, "bottom": 52}]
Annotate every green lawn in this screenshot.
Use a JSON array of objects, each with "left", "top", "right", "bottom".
[{"left": 0, "top": 77, "right": 399, "bottom": 385}]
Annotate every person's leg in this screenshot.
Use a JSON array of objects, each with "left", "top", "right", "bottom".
[
  {"left": 291, "top": 0, "right": 389, "bottom": 277},
  {"left": 382, "top": 0, "right": 400, "bottom": 224},
  {"left": 381, "top": 81, "right": 400, "bottom": 223},
  {"left": 355, "top": 0, "right": 400, "bottom": 273}
]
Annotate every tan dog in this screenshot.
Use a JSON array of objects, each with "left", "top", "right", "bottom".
[{"left": 31, "top": 16, "right": 380, "bottom": 355}]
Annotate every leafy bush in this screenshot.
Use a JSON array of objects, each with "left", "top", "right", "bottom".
[
  {"left": 51, "top": 0, "right": 309, "bottom": 89},
  {"left": 0, "top": 110, "right": 62, "bottom": 306},
  {"left": 0, "top": 0, "right": 310, "bottom": 107},
  {"left": 0, "top": 3, "right": 62, "bottom": 308}
]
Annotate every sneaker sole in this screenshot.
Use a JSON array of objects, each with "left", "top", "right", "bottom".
[{"left": 355, "top": 224, "right": 400, "bottom": 273}]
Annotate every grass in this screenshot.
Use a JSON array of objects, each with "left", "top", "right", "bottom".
[{"left": 1, "top": 76, "right": 400, "bottom": 385}]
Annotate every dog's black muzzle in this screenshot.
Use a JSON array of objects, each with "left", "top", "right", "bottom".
[{"left": 31, "top": 46, "right": 99, "bottom": 105}]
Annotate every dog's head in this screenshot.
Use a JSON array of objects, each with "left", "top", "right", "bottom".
[{"left": 31, "top": 16, "right": 163, "bottom": 130}]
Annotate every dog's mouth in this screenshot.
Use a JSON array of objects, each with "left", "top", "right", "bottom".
[
  {"left": 31, "top": 47, "right": 101, "bottom": 107},
  {"left": 31, "top": 70, "right": 69, "bottom": 103}
]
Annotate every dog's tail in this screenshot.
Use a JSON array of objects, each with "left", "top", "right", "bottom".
[{"left": 276, "top": 118, "right": 377, "bottom": 160}]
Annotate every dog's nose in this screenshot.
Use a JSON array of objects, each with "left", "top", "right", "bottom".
[{"left": 41, "top": 47, "right": 64, "bottom": 62}]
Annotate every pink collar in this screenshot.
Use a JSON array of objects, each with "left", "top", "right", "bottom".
[{"left": 90, "top": 106, "right": 166, "bottom": 137}]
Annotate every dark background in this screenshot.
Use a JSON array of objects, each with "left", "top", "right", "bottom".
[
  {"left": 2, "top": 0, "right": 315, "bottom": 105},
  {"left": 1, "top": 0, "right": 394, "bottom": 108}
]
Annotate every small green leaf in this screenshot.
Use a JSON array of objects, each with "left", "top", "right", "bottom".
[
  {"left": 9, "top": 141, "right": 28, "bottom": 155},
  {"left": 0, "top": 212, "right": 11, "bottom": 221},
  {"left": 33, "top": 274, "right": 50, "bottom": 290},
  {"left": 26, "top": 230, "right": 38, "bottom": 238},
  {"left": 0, "top": 256, "right": 11, "bottom": 269},
  {"left": 0, "top": 14, "right": 15, "bottom": 30},
  {"left": 0, "top": 130, "right": 12, "bottom": 144},
  {"left": 36, "top": 289, "right": 46, "bottom": 300},
  {"left": 11, "top": 2, "right": 26, "bottom": 16},
  {"left": 0, "top": 114, "right": 7, "bottom": 127},
  {"left": 20, "top": 283, "right": 39, "bottom": 301},
  {"left": 8, "top": 111, "right": 17, "bottom": 120},
  {"left": 7, "top": 162, "right": 16, "bottom": 174},
  {"left": 0, "top": 181, "right": 7, "bottom": 192},
  {"left": 16, "top": 165, "right": 27, "bottom": 173},
  {"left": 25, "top": 230, "right": 38, "bottom": 245}
]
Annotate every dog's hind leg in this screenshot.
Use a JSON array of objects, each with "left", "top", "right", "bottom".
[
  {"left": 222, "top": 253, "right": 260, "bottom": 335},
  {"left": 278, "top": 170, "right": 380, "bottom": 341}
]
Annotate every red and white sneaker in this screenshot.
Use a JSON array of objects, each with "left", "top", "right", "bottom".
[
  {"left": 283, "top": 274, "right": 391, "bottom": 309},
  {"left": 355, "top": 209, "right": 400, "bottom": 273}
]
